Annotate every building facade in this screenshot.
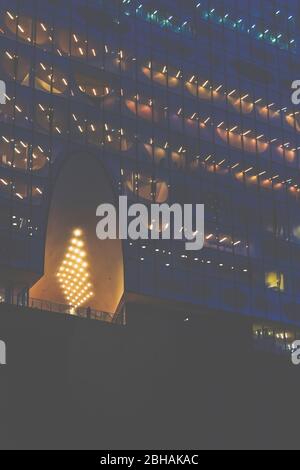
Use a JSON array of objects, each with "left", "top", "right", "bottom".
[{"left": 1, "top": 0, "right": 300, "bottom": 351}]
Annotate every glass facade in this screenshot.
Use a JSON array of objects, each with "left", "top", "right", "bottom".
[{"left": 1, "top": 0, "right": 300, "bottom": 345}]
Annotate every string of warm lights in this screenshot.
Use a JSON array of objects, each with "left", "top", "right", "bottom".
[
  {"left": 57, "top": 229, "right": 94, "bottom": 309},
  {"left": 30, "top": 103, "right": 300, "bottom": 196},
  {"left": 0, "top": 176, "right": 43, "bottom": 200},
  {"left": 1, "top": 93, "right": 299, "bottom": 200},
  {"left": 31, "top": 90, "right": 299, "bottom": 163},
  {"left": 2, "top": 122, "right": 299, "bottom": 203},
  {"left": 145, "top": 61, "right": 300, "bottom": 128},
  {"left": 3, "top": 57, "right": 299, "bottom": 163}
]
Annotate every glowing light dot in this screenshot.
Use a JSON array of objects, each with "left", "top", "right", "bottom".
[{"left": 73, "top": 229, "right": 82, "bottom": 237}]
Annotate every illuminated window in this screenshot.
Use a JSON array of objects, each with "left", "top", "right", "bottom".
[{"left": 57, "top": 229, "right": 94, "bottom": 309}]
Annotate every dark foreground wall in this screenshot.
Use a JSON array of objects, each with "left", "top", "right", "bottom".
[{"left": 0, "top": 303, "right": 299, "bottom": 450}]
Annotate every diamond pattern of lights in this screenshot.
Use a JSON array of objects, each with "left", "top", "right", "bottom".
[{"left": 56, "top": 229, "right": 94, "bottom": 309}]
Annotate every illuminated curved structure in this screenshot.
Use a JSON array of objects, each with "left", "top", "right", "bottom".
[
  {"left": 30, "top": 153, "right": 124, "bottom": 314},
  {"left": 0, "top": 0, "right": 300, "bottom": 341}
]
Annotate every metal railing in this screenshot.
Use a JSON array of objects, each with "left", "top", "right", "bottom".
[{"left": 28, "top": 298, "right": 125, "bottom": 325}]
